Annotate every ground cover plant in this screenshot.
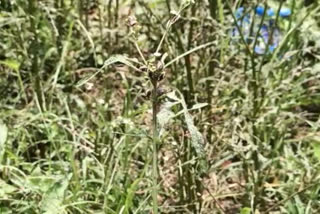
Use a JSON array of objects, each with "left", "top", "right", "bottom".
[{"left": 1, "top": 0, "right": 320, "bottom": 213}]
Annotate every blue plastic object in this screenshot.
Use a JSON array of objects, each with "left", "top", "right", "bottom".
[
  {"left": 254, "top": 27, "right": 281, "bottom": 55},
  {"left": 235, "top": 7, "right": 245, "bottom": 19},
  {"left": 232, "top": 6, "right": 286, "bottom": 55},
  {"left": 254, "top": 46, "right": 265, "bottom": 55},
  {"left": 279, "top": 8, "right": 291, "bottom": 17},
  {"left": 232, "top": 7, "right": 250, "bottom": 39},
  {"left": 260, "top": 25, "right": 269, "bottom": 43},
  {"left": 267, "top": 8, "right": 275, "bottom": 17},
  {"left": 256, "top": 6, "right": 275, "bottom": 17},
  {"left": 255, "top": 6, "right": 265, "bottom": 16}
]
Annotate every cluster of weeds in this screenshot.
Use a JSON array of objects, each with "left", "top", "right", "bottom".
[{"left": 1, "top": 0, "right": 320, "bottom": 213}]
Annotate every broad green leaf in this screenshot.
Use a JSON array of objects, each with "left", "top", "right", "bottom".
[
  {"left": 157, "top": 101, "right": 178, "bottom": 136},
  {"left": 158, "top": 106, "right": 174, "bottom": 128},
  {"left": 240, "top": 207, "right": 251, "bottom": 214},
  {"left": 0, "top": 179, "right": 17, "bottom": 197},
  {"left": 27, "top": 176, "right": 57, "bottom": 193},
  {"left": 312, "top": 63, "right": 320, "bottom": 74},
  {"left": 147, "top": 0, "right": 165, "bottom": 9},
  {"left": 0, "top": 59, "right": 20, "bottom": 71},
  {"left": 40, "top": 174, "right": 71, "bottom": 214},
  {"left": 0, "top": 207, "right": 11, "bottom": 214},
  {"left": 178, "top": 91, "right": 205, "bottom": 157},
  {"left": 172, "top": 90, "right": 207, "bottom": 173}
]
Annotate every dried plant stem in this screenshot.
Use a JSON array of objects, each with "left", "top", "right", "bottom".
[
  {"left": 151, "top": 82, "right": 159, "bottom": 214},
  {"left": 134, "top": 42, "right": 147, "bottom": 65}
]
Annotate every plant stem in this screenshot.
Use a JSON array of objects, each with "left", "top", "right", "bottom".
[
  {"left": 85, "top": 0, "right": 89, "bottom": 29},
  {"left": 78, "top": 0, "right": 83, "bottom": 24},
  {"left": 208, "top": 0, "right": 218, "bottom": 19},
  {"left": 184, "top": 4, "right": 197, "bottom": 101},
  {"left": 28, "top": 0, "right": 44, "bottom": 111},
  {"left": 152, "top": 82, "right": 159, "bottom": 214}
]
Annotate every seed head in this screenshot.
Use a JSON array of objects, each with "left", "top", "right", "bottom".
[{"left": 126, "top": 15, "right": 137, "bottom": 27}]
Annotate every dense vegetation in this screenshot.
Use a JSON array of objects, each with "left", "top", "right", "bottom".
[{"left": 1, "top": 0, "right": 320, "bottom": 213}]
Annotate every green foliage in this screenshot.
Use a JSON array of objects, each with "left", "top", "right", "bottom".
[
  {"left": 240, "top": 207, "right": 251, "bottom": 214},
  {"left": 166, "top": 90, "right": 207, "bottom": 170},
  {"left": 311, "top": 137, "right": 320, "bottom": 160},
  {"left": 1, "top": 0, "right": 320, "bottom": 213},
  {"left": 40, "top": 175, "right": 71, "bottom": 214},
  {"left": 0, "top": 59, "right": 20, "bottom": 71}
]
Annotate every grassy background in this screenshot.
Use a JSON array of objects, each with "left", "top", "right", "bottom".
[{"left": 1, "top": 0, "right": 320, "bottom": 213}]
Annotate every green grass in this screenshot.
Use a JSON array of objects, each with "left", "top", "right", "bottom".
[{"left": 1, "top": 0, "right": 320, "bottom": 213}]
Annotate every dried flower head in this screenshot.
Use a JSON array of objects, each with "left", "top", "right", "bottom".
[{"left": 126, "top": 15, "right": 137, "bottom": 27}]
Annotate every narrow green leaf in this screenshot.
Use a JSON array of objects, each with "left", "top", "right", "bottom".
[
  {"left": 0, "top": 123, "right": 8, "bottom": 160},
  {"left": 125, "top": 178, "right": 142, "bottom": 213},
  {"left": 190, "top": 103, "right": 208, "bottom": 111},
  {"left": 312, "top": 141, "right": 320, "bottom": 161},
  {"left": 77, "top": 55, "right": 141, "bottom": 87},
  {"left": 0, "top": 123, "right": 7, "bottom": 146}
]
